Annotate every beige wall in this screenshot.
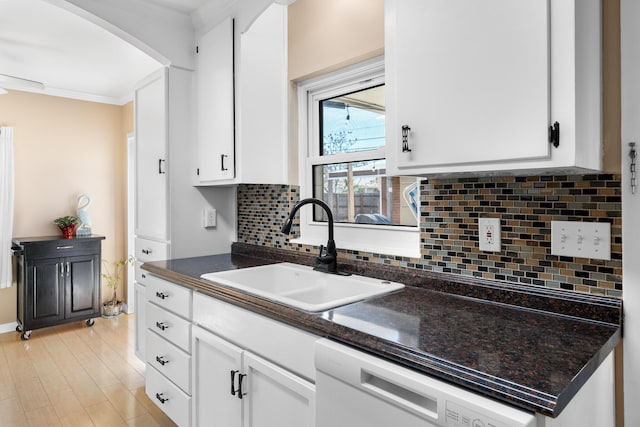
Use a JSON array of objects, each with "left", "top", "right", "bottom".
[
  {"left": 603, "top": 0, "right": 621, "bottom": 174},
  {"left": 0, "top": 90, "right": 132, "bottom": 325},
  {"left": 288, "top": 0, "right": 384, "bottom": 82}
]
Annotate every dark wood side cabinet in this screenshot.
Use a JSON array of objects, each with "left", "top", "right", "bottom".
[{"left": 12, "top": 235, "right": 105, "bottom": 340}]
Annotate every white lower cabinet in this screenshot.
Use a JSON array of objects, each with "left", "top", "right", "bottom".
[
  {"left": 193, "top": 327, "right": 315, "bottom": 427},
  {"left": 192, "top": 293, "right": 316, "bottom": 427},
  {"left": 144, "top": 274, "right": 193, "bottom": 426},
  {"left": 192, "top": 325, "right": 315, "bottom": 427}
]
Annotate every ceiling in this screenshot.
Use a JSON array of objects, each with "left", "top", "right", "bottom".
[
  {"left": 0, "top": 0, "right": 209, "bottom": 104},
  {"left": 139, "top": 0, "right": 210, "bottom": 14}
]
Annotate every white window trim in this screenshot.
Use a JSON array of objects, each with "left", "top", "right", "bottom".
[{"left": 295, "top": 57, "right": 420, "bottom": 258}]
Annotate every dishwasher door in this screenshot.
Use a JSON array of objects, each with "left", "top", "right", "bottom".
[{"left": 315, "top": 339, "right": 537, "bottom": 427}]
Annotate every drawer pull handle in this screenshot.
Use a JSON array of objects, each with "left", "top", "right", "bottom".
[
  {"left": 230, "top": 369, "right": 238, "bottom": 396},
  {"left": 155, "top": 291, "right": 169, "bottom": 300},
  {"left": 156, "top": 355, "right": 169, "bottom": 366},
  {"left": 237, "top": 373, "right": 247, "bottom": 399},
  {"left": 401, "top": 125, "right": 412, "bottom": 152},
  {"left": 142, "top": 249, "right": 152, "bottom": 255},
  {"left": 56, "top": 245, "right": 74, "bottom": 250},
  {"left": 155, "top": 321, "right": 169, "bottom": 331},
  {"left": 141, "top": 273, "right": 146, "bottom": 279},
  {"left": 155, "top": 392, "right": 169, "bottom": 404}
]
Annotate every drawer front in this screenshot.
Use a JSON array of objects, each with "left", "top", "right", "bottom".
[
  {"left": 147, "top": 302, "right": 191, "bottom": 353},
  {"left": 146, "top": 329, "right": 191, "bottom": 394},
  {"left": 24, "top": 238, "right": 101, "bottom": 259},
  {"left": 135, "top": 238, "right": 169, "bottom": 263},
  {"left": 145, "top": 274, "right": 192, "bottom": 319},
  {"left": 135, "top": 262, "right": 149, "bottom": 284},
  {"left": 146, "top": 365, "right": 191, "bottom": 427}
]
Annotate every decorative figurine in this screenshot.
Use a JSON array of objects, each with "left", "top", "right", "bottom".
[{"left": 76, "top": 194, "right": 92, "bottom": 236}]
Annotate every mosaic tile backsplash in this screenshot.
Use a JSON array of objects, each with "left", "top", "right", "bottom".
[{"left": 237, "top": 174, "right": 622, "bottom": 297}]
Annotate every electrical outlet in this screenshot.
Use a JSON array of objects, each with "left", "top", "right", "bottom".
[
  {"left": 478, "top": 217, "right": 501, "bottom": 252},
  {"left": 203, "top": 208, "right": 217, "bottom": 228}
]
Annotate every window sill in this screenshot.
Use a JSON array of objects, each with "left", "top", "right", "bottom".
[{"left": 292, "top": 222, "right": 421, "bottom": 259}]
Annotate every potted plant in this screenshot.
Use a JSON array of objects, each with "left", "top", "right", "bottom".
[
  {"left": 54, "top": 215, "right": 79, "bottom": 239},
  {"left": 102, "top": 256, "right": 135, "bottom": 317}
]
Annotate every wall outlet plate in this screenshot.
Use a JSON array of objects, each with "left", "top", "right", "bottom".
[
  {"left": 203, "top": 208, "right": 217, "bottom": 228},
  {"left": 551, "top": 220, "right": 611, "bottom": 260},
  {"left": 478, "top": 217, "right": 501, "bottom": 252}
]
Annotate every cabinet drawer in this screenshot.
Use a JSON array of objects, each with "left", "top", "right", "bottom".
[
  {"left": 23, "top": 239, "right": 101, "bottom": 259},
  {"left": 146, "top": 365, "right": 191, "bottom": 427},
  {"left": 146, "top": 329, "right": 191, "bottom": 394},
  {"left": 135, "top": 262, "right": 150, "bottom": 284},
  {"left": 145, "top": 274, "right": 192, "bottom": 319},
  {"left": 135, "top": 238, "right": 169, "bottom": 263},
  {"left": 147, "top": 302, "right": 191, "bottom": 353}
]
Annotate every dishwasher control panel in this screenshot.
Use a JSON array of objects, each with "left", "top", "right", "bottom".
[{"left": 446, "top": 401, "right": 512, "bottom": 427}]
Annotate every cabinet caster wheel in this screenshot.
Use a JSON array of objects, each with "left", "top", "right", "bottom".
[
  {"left": 16, "top": 325, "right": 22, "bottom": 332},
  {"left": 86, "top": 319, "right": 95, "bottom": 327},
  {"left": 20, "top": 331, "right": 31, "bottom": 340}
]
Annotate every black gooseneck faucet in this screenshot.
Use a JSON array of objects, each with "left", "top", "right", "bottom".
[{"left": 281, "top": 198, "right": 347, "bottom": 275}]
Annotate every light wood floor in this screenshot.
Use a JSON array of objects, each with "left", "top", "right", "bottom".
[{"left": 0, "top": 315, "right": 177, "bottom": 427}]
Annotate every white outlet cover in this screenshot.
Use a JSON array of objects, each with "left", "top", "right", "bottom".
[
  {"left": 551, "top": 220, "right": 611, "bottom": 260},
  {"left": 203, "top": 208, "right": 217, "bottom": 228},
  {"left": 478, "top": 217, "right": 501, "bottom": 252}
]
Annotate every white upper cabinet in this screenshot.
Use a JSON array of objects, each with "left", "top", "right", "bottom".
[
  {"left": 195, "top": 4, "right": 289, "bottom": 186},
  {"left": 195, "top": 17, "right": 235, "bottom": 184},
  {"left": 237, "top": 3, "right": 289, "bottom": 184},
  {"left": 135, "top": 69, "right": 169, "bottom": 241},
  {"left": 385, "top": 0, "right": 602, "bottom": 176}
]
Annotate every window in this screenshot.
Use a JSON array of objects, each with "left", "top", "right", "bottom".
[{"left": 296, "top": 58, "right": 420, "bottom": 258}]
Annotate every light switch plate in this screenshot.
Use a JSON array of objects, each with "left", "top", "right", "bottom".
[
  {"left": 478, "top": 217, "right": 501, "bottom": 252},
  {"left": 551, "top": 220, "right": 611, "bottom": 260}
]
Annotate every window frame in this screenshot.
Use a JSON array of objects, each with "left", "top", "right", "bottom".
[{"left": 295, "top": 57, "right": 420, "bottom": 258}]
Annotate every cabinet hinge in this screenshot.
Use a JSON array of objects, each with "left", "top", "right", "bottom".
[{"left": 548, "top": 121, "right": 560, "bottom": 148}]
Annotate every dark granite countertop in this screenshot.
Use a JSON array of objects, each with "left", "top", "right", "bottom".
[{"left": 142, "top": 246, "right": 621, "bottom": 418}]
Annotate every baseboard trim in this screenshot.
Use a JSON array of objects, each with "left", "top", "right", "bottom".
[{"left": 0, "top": 322, "right": 18, "bottom": 334}]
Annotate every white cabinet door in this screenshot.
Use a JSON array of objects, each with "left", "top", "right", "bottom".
[
  {"left": 386, "top": 0, "right": 601, "bottom": 176},
  {"left": 192, "top": 326, "right": 242, "bottom": 427},
  {"left": 134, "top": 282, "right": 146, "bottom": 361},
  {"left": 192, "top": 325, "right": 315, "bottom": 427},
  {"left": 195, "top": 17, "right": 235, "bottom": 184},
  {"left": 387, "top": 0, "right": 549, "bottom": 170},
  {"left": 243, "top": 352, "right": 315, "bottom": 427},
  {"left": 237, "top": 3, "right": 289, "bottom": 184},
  {"left": 135, "top": 69, "right": 168, "bottom": 240}
]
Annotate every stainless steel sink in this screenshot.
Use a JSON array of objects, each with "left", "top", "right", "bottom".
[{"left": 200, "top": 263, "right": 404, "bottom": 312}]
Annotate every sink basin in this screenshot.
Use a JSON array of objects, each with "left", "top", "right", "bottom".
[{"left": 200, "top": 263, "right": 404, "bottom": 312}]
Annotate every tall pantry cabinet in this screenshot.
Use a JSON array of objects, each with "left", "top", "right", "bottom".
[{"left": 133, "top": 66, "right": 235, "bottom": 361}]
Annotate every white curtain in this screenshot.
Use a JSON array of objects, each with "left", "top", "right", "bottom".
[{"left": 0, "top": 127, "right": 14, "bottom": 288}]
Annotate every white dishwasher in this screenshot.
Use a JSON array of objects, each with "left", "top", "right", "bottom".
[{"left": 315, "top": 339, "right": 537, "bottom": 427}]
